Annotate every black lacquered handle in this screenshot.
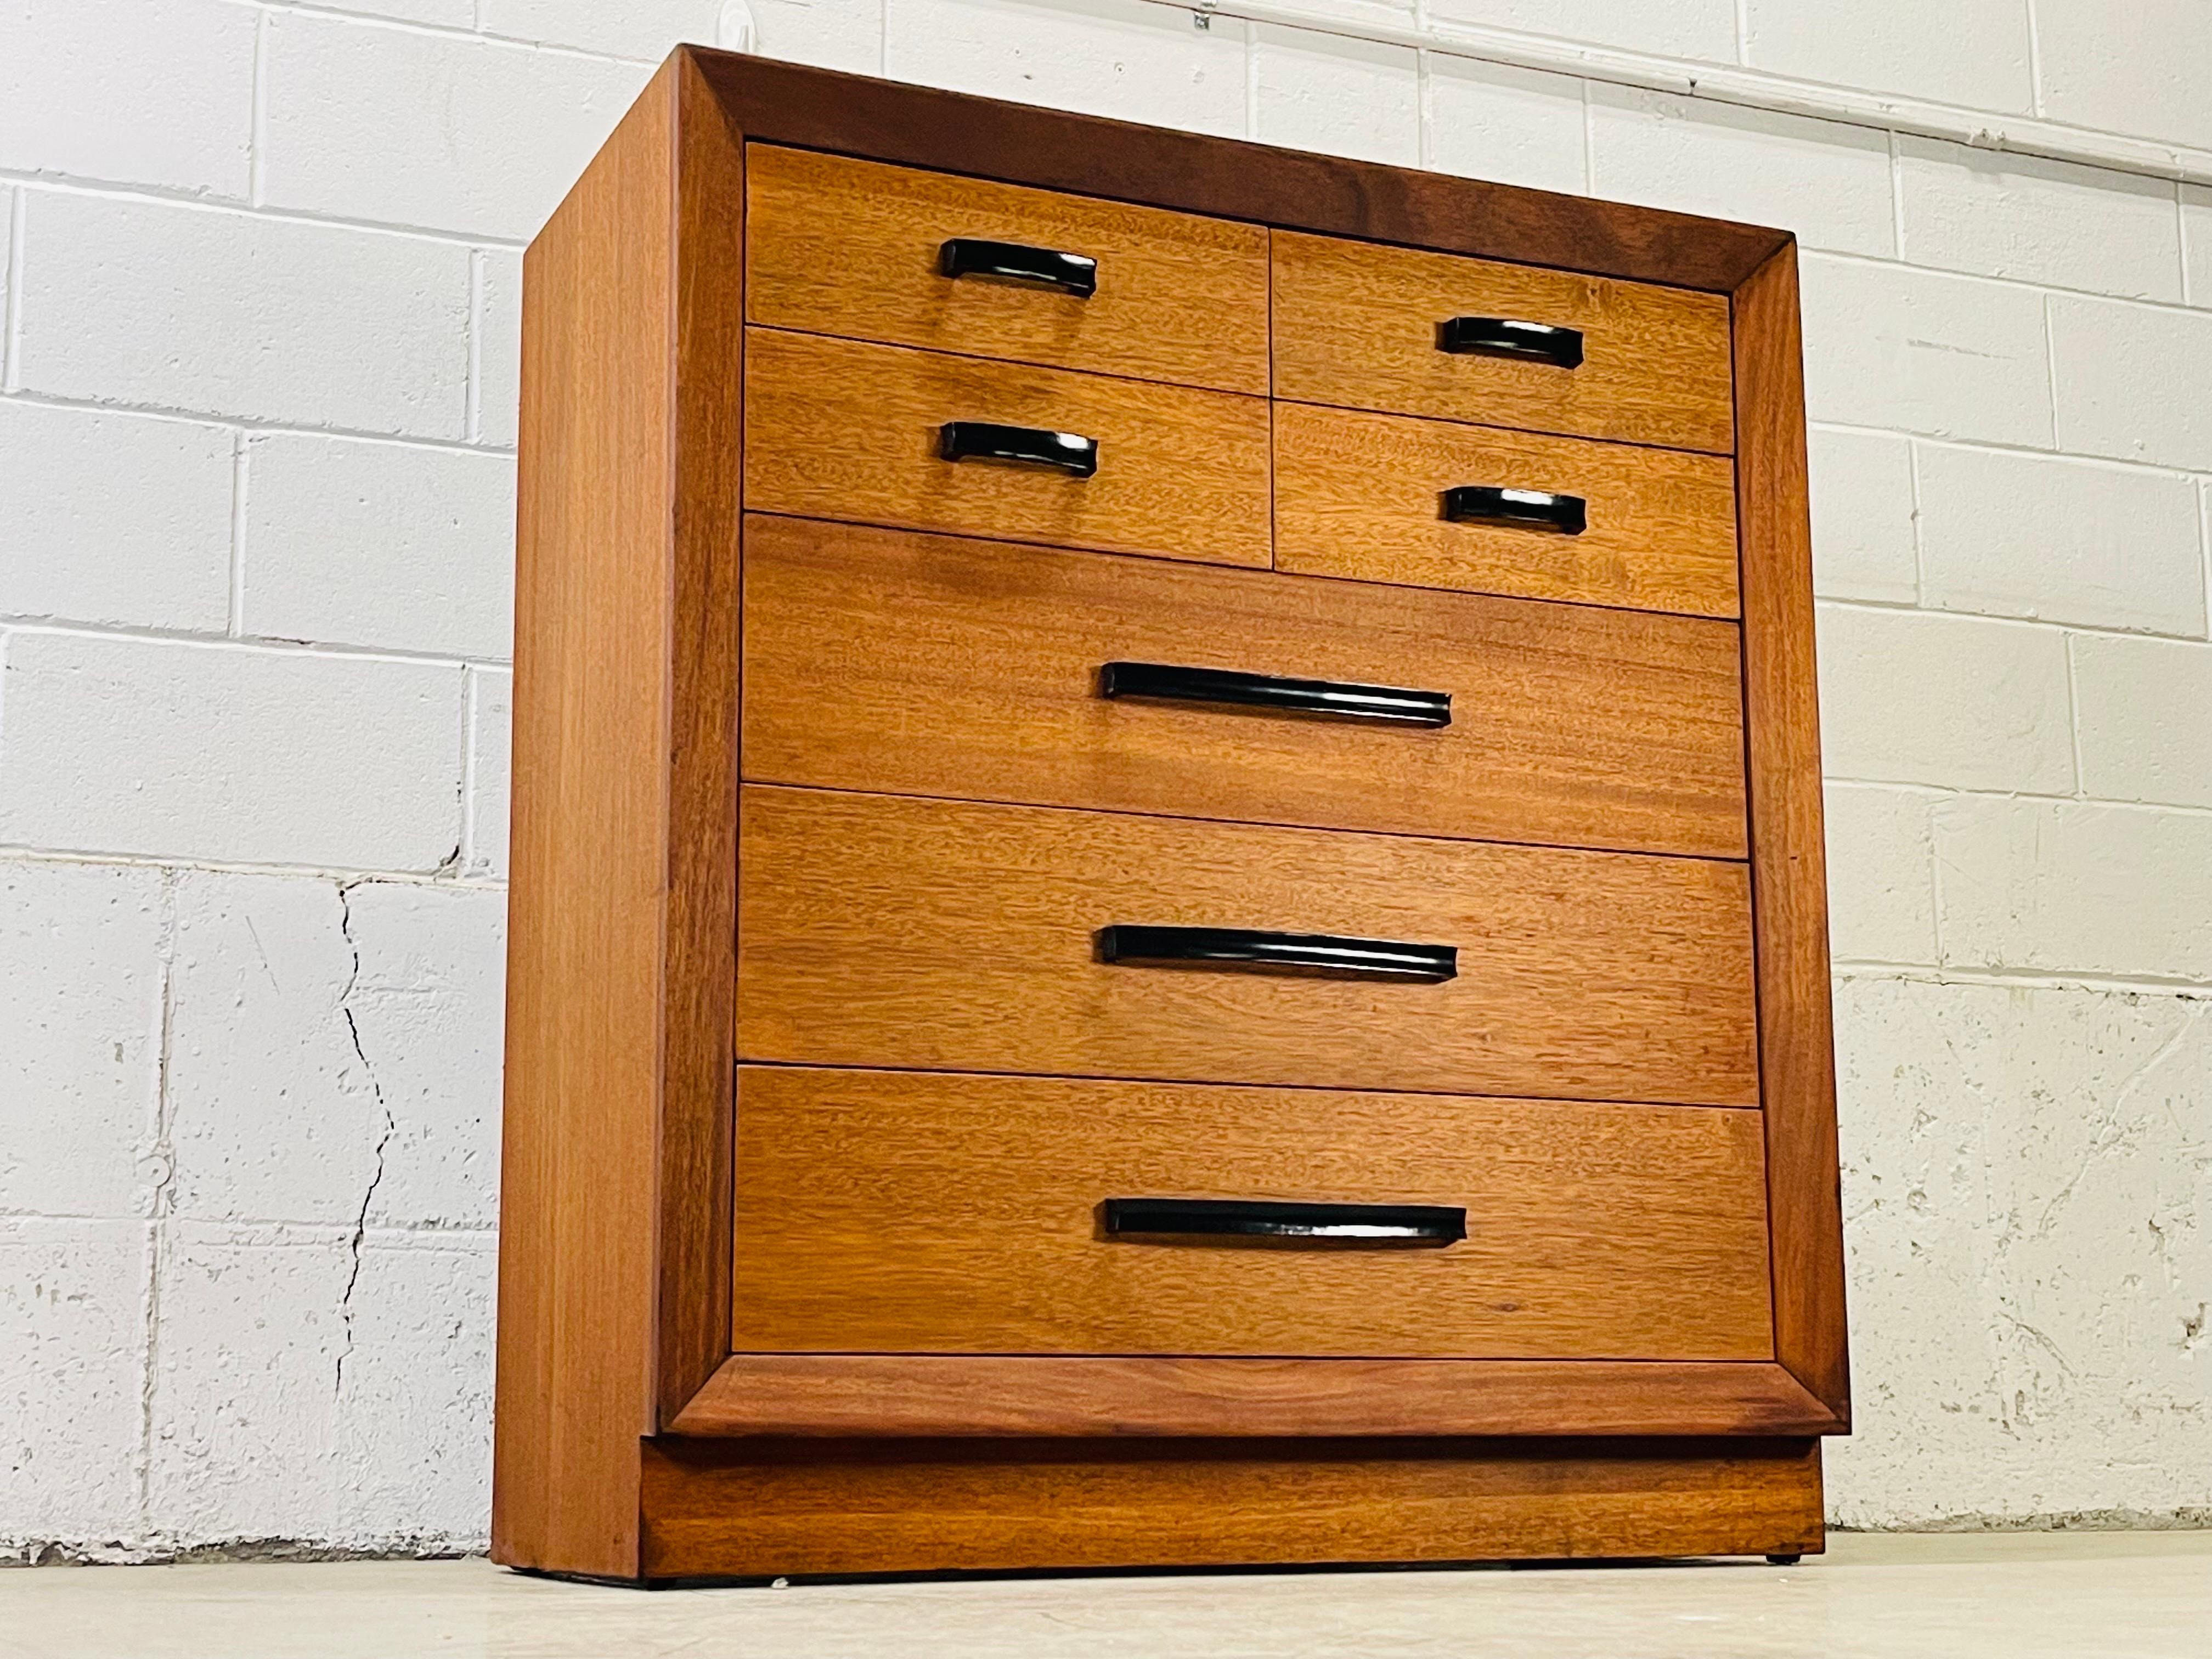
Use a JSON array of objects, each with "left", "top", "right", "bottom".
[
  {"left": 1437, "top": 315, "right": 1584, "bottom": 369},
  {"left": 939, "top": 421, "right": 1099, "bottom": 477},
  {"left": 1097, "top": 925, "right": 1457, "bottom": 982},
  {"left": 1442, "top": 484, "right": 1587, "bottom": 535},
  {"left": 1099, "top": 662, "right": 1451, "bottom": 727},
  {"left": 1104, "top": 1198, "right": 1466, "bottom": 1246},
  {"left": 940, "top": 237, "right": 1098, "bottom": 298}
]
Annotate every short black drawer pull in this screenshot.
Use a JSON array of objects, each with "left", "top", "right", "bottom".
[
  {"left": 1437, "top": 315, "right": 1584, "bottom": 369},
  {"left": 1104, "top": 1198, "right": 1466, "bottom": 1246},
  {"left": 939, "top": 421, "right": 1099, "bottom": 477},
  {"left": 940, "top": 237, "right": 1098, "bottom": 298},
  {"left": 1442, "top": 484, "right": 1587, "bottom": 536},
  {"left": 1099, "top": 662, "right": 1451, "bottom": 727},
  {"left": 1097, "top": 925, "right": 1457, "bottom": 982}
]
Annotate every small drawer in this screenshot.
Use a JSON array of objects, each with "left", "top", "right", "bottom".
[
  {"left": 744, "top": 329, "right": 1272, "bottom": 569},
  {"left": 746, "top": 145, "right": 1271, "bottom": 394},
  {"left": 736, "top": 786, "right": 1759, "bottom": 1106},
  {"left": 730, "top": 1067, "right": 1774, "bottom": 1359},
  {"left": 1272, "top": 230, "right": 1735, "bottom": 454},
  {"left": 742, "top": 514, "right": 1748, "bottom": 860},
  {"left": 1274, "top": 402, "right": 1740, "bottom": 617}
]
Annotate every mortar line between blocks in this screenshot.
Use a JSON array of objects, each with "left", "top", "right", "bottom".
[
  {"left": 2062, "top": 630, "right": 2086, "bottom": 797},
  {"left": 0, "top": 386, "right": 511, "bottom": 455},
  {"left": 247, "top": 1, "right": 661, "bottom": 67},
  {"left": 227, "top": 433, "right": 249, "bottom": 637},
  {"left": 1811, "top": 244, "right": 2212, "bottom": 321},
  {"left": 1816, "top": 594, "right": 2212, "bottom": 649},
  {"left": 1887, "top": 128, "right": 1908, "bottom": 261},
  {"left": 136, "top": 868, "right": 181, "bottom": 1537},
  {"left": 460, "top": 669, "right": 481, "bottom": 872},
  {"left": 1811, "top": 418, "right": 2212, "bottom": 484},
  {"left": 1834, "top": 961, "right": 2212, "bottom": 997},
  {"left": 0, "top": 171, "right": 529, "bottom": 253},
  {"left": 466, "top": 251, "right": 484, "bottom": 445},
  {"left": 3, "top": 188, "right": 25, "bottom": 392},
  {"left": 0, "top": 844, "right": 510, "bottom": 886}
]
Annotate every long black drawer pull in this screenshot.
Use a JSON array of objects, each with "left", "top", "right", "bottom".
[
  {"left": 939, "top": 421, "right": 1099, "bottom": 477},
  {"left": 1437, "top": 315, "right": 1584, "bottom": 369},
  {"left": 940, "top": 237, "right": 1098, "bottom": 298},
  {"left": 1104, "top": 1198, "right": 1466, "bottom": 1246},
  {"left": 1443, "top": 484, "right": 1587, "bottom": 536},
  {"left": 1097, "top": 925, "right": 1457, "bottom": 982},
  {"left": 1099, "top": 662, "right": 1451, "bottom": 727}
]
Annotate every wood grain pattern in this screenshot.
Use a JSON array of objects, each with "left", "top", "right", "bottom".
[
  {"left": 653, "top": 54, "right": 746, "bottom": 1425},
  {"left": 728, "top": 1068, "right": 1772, "bottom": 1359},
  {"left": 690, "top": 50, "right": 1792, "bottom": 294},
  {"left": 1273, "top": 401, "right": 1740, "bottom": 618},
  {"left": 736, "top": 787, "right": 1760, "bottom": 1104},
  {"left": 740, "top": 514, "right": 1748, "bottom": 860},
  {"left": 1272, "top": 229, "right": 1735, "bottom": 454},
  {"left": 1734, "top": 244, "right": 1850, "bottom": 1425},
  {"left": 493, "top": 61, "right": 678, "bottom": 1580},
  {"left": 639, "top": 1436, "right": 1825, "bottom": 1579},
  {"left": 743, "top": 328, "right": 1271, "bottom": 567},
  {"left": 674, "top": 1355, "right": 1842, "bottom": 1438},
  {"left": 745, "top": 145, "right": 1269, "bottom": 394}
]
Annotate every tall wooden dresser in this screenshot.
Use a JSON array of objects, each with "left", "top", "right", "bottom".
[{"left": 493, "top": 47, "right": 1849, "bottom": 1584}]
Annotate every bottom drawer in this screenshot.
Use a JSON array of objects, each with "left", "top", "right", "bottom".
[{"left": 731, "top": 1067, "right": 1773, "bottom": 1361}]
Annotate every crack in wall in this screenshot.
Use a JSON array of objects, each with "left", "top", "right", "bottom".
[{"left": 333, "top": 880, "right": 394, "bottom": 1398}]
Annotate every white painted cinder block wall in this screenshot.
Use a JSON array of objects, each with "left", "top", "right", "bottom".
[{"left": 4, "top": 0, "right": 2211, "bottom": 1559}]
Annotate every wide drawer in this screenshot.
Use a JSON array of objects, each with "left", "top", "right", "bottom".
[
  {"left": 744, "top": 145, "right": 1270, "bottom": 395},
  {"left": 741, "top": 514, "right": 1748, "bottom": 860},
  {"left": 1274, "top": 402, "right": 1740, "bottom": 618},
  {"left": 736, "top": 787, "right": 1759, "bottom": 1104},
  {"left": 730, "top": 1068, "right": 1774, "bottom": 1358},
  {"left": 744, "top": 329, "right": 1272, "bottom": 568},
  {"left": 1271, "top": 230, "right": 1734, "bottom": 454}
]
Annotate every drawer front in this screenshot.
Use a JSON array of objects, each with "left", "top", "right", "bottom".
[
  {"left": 745, "top": 145, "right": 1270, "bottom": 395},
  {"left": 744, "top": 329, "right": 1272, "bottom": 568},
  {"left": 742, "top": 514, "right": 1748, "bottom": 860},
  {"left": 730, "top": 1068, "right": 1774, "bottom": 1359},
  {"left": 736, "top": 786, "right": 1759, "bottom": 1105},
  {"left": 1274, "top": 402, "right": 1740, "bottom": 618},
  {"left": 1272, "top": 230, "right": 1734, "bottom": 454}
]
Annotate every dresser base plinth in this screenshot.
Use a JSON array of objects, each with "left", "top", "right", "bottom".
[{"left": 624, "top": 1435, "right": 1822, "bottom": 1583}]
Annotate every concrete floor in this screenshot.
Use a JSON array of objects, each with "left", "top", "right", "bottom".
[{"left": 3, "top": 1533, "right": 2209, "bottom": 1658}]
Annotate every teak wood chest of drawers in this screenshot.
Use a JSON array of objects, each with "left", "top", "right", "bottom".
[{"left": 493, "top": 47, "right": 1849, "bottom": 1584}]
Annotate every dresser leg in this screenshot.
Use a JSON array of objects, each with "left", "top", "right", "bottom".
[{"left": 1765, "top": 1553, "right": 1803, "bottom": 1566}]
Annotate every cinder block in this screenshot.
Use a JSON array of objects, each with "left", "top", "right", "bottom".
[
  {"left": 1424, "top": 0, "right": 1735, "bottom": 61},
  {"left": 466, "top": 669, "right": 512, "bottom": 881},
  {"left": 1898, "top": 138, "right": 2181, "bottom": 302},
  {"left": 1826, "top": 975, "right": 2212, "bottom": 1526},
  {"left": 2073, "top": 633, "right": 2212, "bottom": 809},
  {"left": 1815, "top": 605, "right": 2074, "bottom": 793},
  {"left": 0, "top": 860, "right": 165, "bottom": 1220},
  {"left": 0, "top": 0, "right": 253, "bottom": 198},
  {"left": 2185, "top": 185, "right": 2212, "bottom": 307},
  {"left": 145, "top": 1221, "right": 352, "bottom": 1545},
  {"left": 474, "top": 249, "right": 521, "bottom": 451},
  {"left": 1916, "top": 442, "right": 2204, "bottom": 635},
  {"left": 1936, "top": 795, "right": 2212, "bottom": 979},
  {"left": 1808, "top": 428, "right": 1917, "bottom": 603},
  {"left": 2051, "top": 294, "right": 2212, "bottom": 472},
  {"left": 15, "top": 193, "right": 471, "bottom": 439},
  {"left": 1742, "top": 0, "right": 2032, "bottom": 112},
  {"left": 165, "top": 873, "right": 504, "bottom": 1233},
  {"left": 163, "top": 874, "right": 389, "bottom": 1229},
  {"left": 1254, "top": 28, "right": 1418, "bottom": 167},
  {"left": 1824, "top": 784, "right": 1937, "bottom": 963},
  {"left": 1799, "top": 257, "right": 2053, "bottom": 448},
  {"left": 0, "top": 633, "right": 465, "bottom": 871},
  {"left": 338, "top": 881, "right": 507, "bottom": 1232},
  {"left": 0, "top": 403, "right": 234, "bottom": 632},
  {"left": 0, "top": 1219, "right": 149, "bottom": 1554},
  {"left": 883, "top": 0, "right": 1247, "bottom": 139},
  {"left": 746, "top": 0, "right": 887, "bottom": 75},
  {"left": 259, "top": 13, "right": 651, "bottom": 244},
  {"left": 330, "top": 1234, "right": 496, "bottom": 1545},
  {"left": 479, "top": 0, "right": 721, "bottom": 57},
  {"left": 2035, "top": 0, "right": 2212, "bottom": 153},
  {"left": 1588, "top": 86, "right": 1895, "bottom": 259},
  {"left": 240, "top": 434, "right": 515, "bottom": 661},
  {"left": 1424, "top": 57, "right": 1586, "bottom": 198}
]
